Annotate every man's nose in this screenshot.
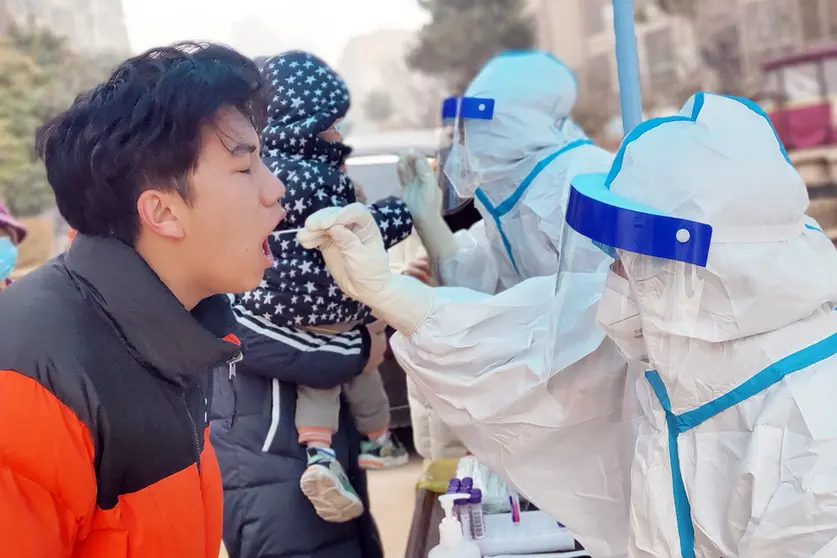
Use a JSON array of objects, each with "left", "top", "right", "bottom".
[{"left": 262, "top": 166, "right": 285, "bottom": 206}]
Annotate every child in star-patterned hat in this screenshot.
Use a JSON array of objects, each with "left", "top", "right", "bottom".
[{"left": 231, "top": 51, "right": 413, "bottom": 523}]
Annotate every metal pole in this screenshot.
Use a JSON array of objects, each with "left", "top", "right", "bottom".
[{"left": 612, "top": 0, "right": 644, "bottom": 134}]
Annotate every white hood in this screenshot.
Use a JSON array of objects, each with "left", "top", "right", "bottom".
[
  {"left": 611, "top": 93, "right": 837, "bottom": 343},
  {"left": 463, "top": 50, "right": 583, "bottom": 204}
]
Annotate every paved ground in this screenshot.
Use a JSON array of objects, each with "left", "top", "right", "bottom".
[
  {"left": 368, "top": 458, "right": 423, "bottom": 556},
  {"left": 220, "top": 458, "right": 423, "bottom": 557}
]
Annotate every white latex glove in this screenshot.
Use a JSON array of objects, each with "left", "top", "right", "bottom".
[
  {"left": 298, "top": 203, "right": 435, "bottom": 334},
  {"left": 398, "top": 151, "right": 443, "bottom": 219},
  {"left": 397, "top": 153, "right": 458, "bottom": 263}
]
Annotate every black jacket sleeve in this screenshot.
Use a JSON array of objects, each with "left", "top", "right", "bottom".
[{"left": 235, "top": 320, "right": 371, "bottom": 390}]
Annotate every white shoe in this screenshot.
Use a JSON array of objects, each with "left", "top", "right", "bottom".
[
  {"left": 300, "top": 447, "right": 364, "bottom": 523},
  {"left": 359, "top": 432, "right": 410, "bottom": 469}
]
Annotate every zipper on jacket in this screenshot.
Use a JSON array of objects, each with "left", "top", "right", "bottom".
[
  {"left": 181, "top": 392, "right": 202, "bottom": 474},
  {"left": 228, "top": 351, "right": 243, "bottom": 379},
  {"left": 228, "top": 351, "right": 243, "bottom": 426}
]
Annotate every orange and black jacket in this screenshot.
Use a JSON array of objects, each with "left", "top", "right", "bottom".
[{"left": 0, "top": 235, "right": 242, "bottom": 558}]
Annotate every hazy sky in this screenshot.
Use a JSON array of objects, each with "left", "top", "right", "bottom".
[{"left": 121, "top": 0, "right": 428, "bottom": 65}]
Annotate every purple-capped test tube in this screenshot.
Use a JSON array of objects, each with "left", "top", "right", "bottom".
[
  {"left": 456, "top": 477, "right": 474, "bottom": 534},
  {"left": 469, "top": 489, "right": 485, "bottom": 539},
  {"left": 456, "top": 493, "right": 473, "bottom": 540}
]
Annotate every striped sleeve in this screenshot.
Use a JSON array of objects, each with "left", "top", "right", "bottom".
[{"left": 232, "top": 308, "right": 371, "bottom": 389}]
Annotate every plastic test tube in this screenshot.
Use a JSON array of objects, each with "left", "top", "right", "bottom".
[
  {"left": 509, "top": 491, "right": 521, "bottom": 524},
  {"left": 457, "top": 479, "right": 472, "bottom": 518},
  {"left": 469, "top": 489, "right": 485, "bottom": 540},
  {"left": 456, "top": 494, "right": 473, "bottom": 540}
]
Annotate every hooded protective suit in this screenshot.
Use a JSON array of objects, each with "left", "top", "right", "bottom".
[
  {"left": 561, "top": 92, "right": 837, "bottom": 557},
  {"left": 298, "top": 93, "right": 837, "bottom": 558},
  {"left": 435, "top": 50, "right": 615, "bottom": 293}
]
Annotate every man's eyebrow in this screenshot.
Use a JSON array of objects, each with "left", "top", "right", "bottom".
[
  {"left": 214, "top": 126, "right": 258, "bottom": 156},
  {"left": 229, "top": 142, "right": 257, "bottom": 156}
]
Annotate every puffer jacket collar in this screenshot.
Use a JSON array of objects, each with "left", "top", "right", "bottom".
[{"left": 65, "top": 235, "right": 240, "bottom": 387}]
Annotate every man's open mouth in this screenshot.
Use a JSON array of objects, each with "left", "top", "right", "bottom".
[
  {"left": 262, "top": 237, "right": 274, "bottom": 267},
  {"left": 262, "top": 206, "right": 285, "bottom": 267}
]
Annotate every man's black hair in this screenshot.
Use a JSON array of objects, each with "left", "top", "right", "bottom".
[{"left": 36, "top": 41, "right": 269, "bottom": 244}]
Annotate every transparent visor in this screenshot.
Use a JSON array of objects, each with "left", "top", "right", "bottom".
[
  {"left": 543, "top": 223, "right": 615, "bottom": 375},
  {"left": 436, "top": 138, "right": 470, "bottom": 215},
  {"left": 547, "top": 175, "right": 717, "bottom": 380},
  {"left": 549, "top": 225, "right": 708, "bottom": 375},
  {"left": 437, "top": 96, "right": 494, "bottom": 200}
]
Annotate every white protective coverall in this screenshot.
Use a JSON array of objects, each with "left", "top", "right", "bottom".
[
  {"left": 387, "top": 231, "right": 468, "bottom": 459},
  {"left": 400, "top": 52, "right": 626, "bottom": 496},
  {"left": 562, "top": 93, "right": 837, "bottom": 557},
  {"left": 426, "top": 50, "right": 615, "bottom": 293},
  {"left": 299, "top": 92, "right": 837, "bottom": 557}
]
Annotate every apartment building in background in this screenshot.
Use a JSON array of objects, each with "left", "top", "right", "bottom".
[
  {"left": 0, "top": 0, "right": 130, "bottom": 55},
  {"left": 336, "top": 29, "right": 444, "bottom": 134},
  {"left": 528, "top": 0, "right": 837, "bottom": 111}
]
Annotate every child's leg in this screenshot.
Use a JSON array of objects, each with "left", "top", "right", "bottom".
[
  {"left": 296, "top": 386, "right": 364, "bottom": 523},
  {"left": 345, "top": 369, "right": 409, "bottom": 469},
  {"left": 343, "top": 368, "right": 391, "bottom": 440},
  {"left": 295, "top": 385, "right": 340, "bottom": 449}
]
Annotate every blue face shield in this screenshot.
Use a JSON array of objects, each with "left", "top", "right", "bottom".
[{"left": 0, "top": 236, "right": 18, "bottom": 282}]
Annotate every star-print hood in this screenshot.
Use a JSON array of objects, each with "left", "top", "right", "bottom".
[
  {"left": 235, "top": 51, "right": 413, "bottom": 329},
  {"left": 260, "top": 50, "right": 353, "bottom": 230}
]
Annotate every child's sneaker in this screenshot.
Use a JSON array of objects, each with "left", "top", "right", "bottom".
[
  {"left": 300, "top": 447, "right": 364, "bottom": 523},
  {"left": 359, "top": 432, "right": 410, "bottom": 469}
]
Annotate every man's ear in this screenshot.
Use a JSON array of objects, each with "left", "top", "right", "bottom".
[{"left": 136, "top": 189, "right": 186, "bottom": 239}]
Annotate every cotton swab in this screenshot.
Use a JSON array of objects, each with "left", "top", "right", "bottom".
[
  {"left": 274, "top": 228, "right": 302, "bottom": 235},
  {"left": 274, "top": 220, "right": 375, "bottom": 236}
]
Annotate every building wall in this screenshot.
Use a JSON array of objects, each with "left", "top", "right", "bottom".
[
  {"left": 555, "top": 0, "right": 699, "bottom": 100},
  {"left": 530, "top": 0, "right": 837, "bottom": 106},
  {"left": 336, "top": 29, "right": 444, "bottom": 134},
  {"left": 526, "top": 0, "right": 587, "bottom": 69}
]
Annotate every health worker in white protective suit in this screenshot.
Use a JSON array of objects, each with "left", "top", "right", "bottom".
[
  {"left": 399, "top": 49, "right": 633, "bottom": 554},
  {"left": 407, "top": 50, "right": 616, "bottom": 293},
  {"left": 401, "top": 52, "right": 626, "bottom": 481},
  {"left": 299, "top": 92, "right": 837, "bottom": 558}
]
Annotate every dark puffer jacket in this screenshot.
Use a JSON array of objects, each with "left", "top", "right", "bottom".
[{"left": 210, "top": 320, "right": 383, "bottom": 558}]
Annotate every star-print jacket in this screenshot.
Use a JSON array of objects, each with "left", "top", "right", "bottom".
[{"left": 237, "top": 50, "right": 412, "bottom": 328}]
